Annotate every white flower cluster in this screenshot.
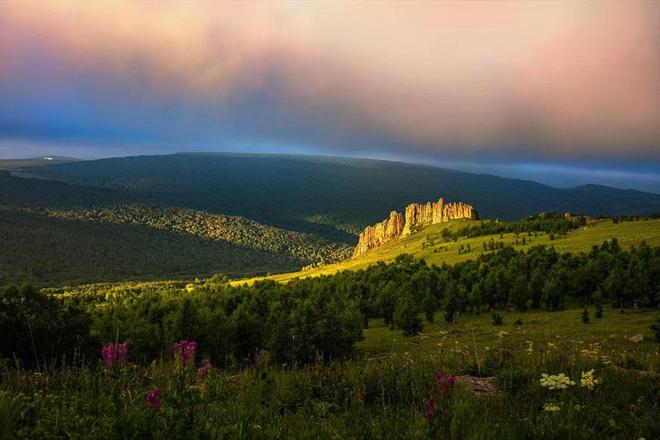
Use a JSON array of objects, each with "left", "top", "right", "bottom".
[
  {"left": 580, "top": 369, "right": 600, "bottom": 390},
  {"left": 540, "top": 373, "right": 576, "bottom": 390}
]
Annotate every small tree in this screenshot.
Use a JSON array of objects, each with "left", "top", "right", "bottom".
[
  {"left": 491, "top": 312, "right": 503, "bottom": 326},
  {"left": 394, "top": 294, "right": 423, "bottom": 336},
  {"left": 422, "top": 291, "right": 436, "bottom": 323}
]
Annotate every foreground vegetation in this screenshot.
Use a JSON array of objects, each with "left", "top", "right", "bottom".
[
  {"left": 2, "top": 236, "right": 659, "bottom": 437},
  {"left": 2, "top": 306, "right": 658, "bottom": 439}
]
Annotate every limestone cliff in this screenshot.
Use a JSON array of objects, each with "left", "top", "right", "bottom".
[{"left": 353, "top": 198, "right": 475, "bottom": 257}]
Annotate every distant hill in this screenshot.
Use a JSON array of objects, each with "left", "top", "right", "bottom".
[
  {"left": 0, "top": 156, "right": 79, "bottom": 170},
  {"left": 23, "top": 153, "right": 660, "bottom": 239}
]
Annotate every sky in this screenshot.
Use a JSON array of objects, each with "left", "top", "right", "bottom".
[{"left": 1, "top": 0, "right": 659, "bottom": 192}]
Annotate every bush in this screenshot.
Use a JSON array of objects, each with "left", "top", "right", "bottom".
[
  {"left": 581, "top": 309, "right": 590, "bottom": 324},
  {"left": 595, "top": 305, "right": 603, "bottom": 319},
  {"left": 394, "top": 294, "right": 422, "bottom": 336},
  {"left": 0, "top": 284, "right": 92, "bottom": 367},
  {"left": 491, "top": 312, "right": 503, "bottom": 326}
]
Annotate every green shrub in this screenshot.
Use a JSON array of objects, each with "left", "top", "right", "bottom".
[
  {"left": 0, "top": 284, "right": 92, "bottom": 367},
  {"left": 394, "top": 294, "right": 422, "bottom": 336}
]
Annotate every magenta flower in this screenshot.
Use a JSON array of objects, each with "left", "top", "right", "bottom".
[
  {"left": 146, "top": 387, "right": 161, "bottom": 411},
  {"left": 117, "top": 342, "right": 128, "bottom": 365},
  {"left": 173, "top": 340, "right": 197, "bottom": 367},
  {"left": 425, "top": 372, "right": 456, "bottom": 421},
  {"left": 101, "top": 342, "right": 128, "bottom": 368},
  {"left": 424, "top": 396, "right": 436, "bottom": 419},
  {"left": 435, "top": 373, "right": 456, "bottom": 397},
  {"left": 434, "top": 373, "right": 456, "bottom": 384},
  {"left": 196, "top": 359, "right": 212, "bottom": 377}
]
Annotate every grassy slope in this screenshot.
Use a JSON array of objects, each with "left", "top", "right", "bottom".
[{"left": 236, "top": 219, "right": 660, "bottom": 285}]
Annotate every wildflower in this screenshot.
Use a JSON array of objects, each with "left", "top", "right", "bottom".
[
  {"left": 101, "top": 342, "right": 128, "bottom": 368},
  {"left": 424, "top": 396, "right": 435, "bottom": 419},
  {"left": 434, "top": 373, "right": 456, "bottom": 397},
  {"left": 196, "top": 359, "right": 213, "bottom": 378},
  {"left": 543, "top": 402, "right": 561, "bottom": 412},
  {"left": 435, "top": 373, "right": 455, "bottom": 384},
  {"left": 146, "top": 387, "right": 161, "bottom": 411},
  {"left": 580, "top": 369, "right": 600, "bottom": 390},
  {"left": 117, "top": 342, "right": 128, "bottom": 365},
  {"left": 173, "top": 340, "right": 197, "bottom": 367},
  {"left": 540, "top": 373, "right": 575, "bottom": 390}
]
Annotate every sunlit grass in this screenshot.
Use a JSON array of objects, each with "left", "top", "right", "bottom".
[{"left": 236, "top": 219, "right": 660, "bottom": 285}]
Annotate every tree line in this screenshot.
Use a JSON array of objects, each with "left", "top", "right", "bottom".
[{"left": 2, "top": 240, "right": 658, "bottom": 369}]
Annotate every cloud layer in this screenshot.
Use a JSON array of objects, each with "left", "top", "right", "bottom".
[{"left": 1, "top": 0, "right": 659, "bottom": 162}]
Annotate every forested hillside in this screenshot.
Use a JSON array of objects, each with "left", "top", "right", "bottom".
[
  {"left": 0, "top": 172, "right": 350, "bottom": 285},
  {"left": 25, "top": 153, "right": 660, "bottom": 238}
]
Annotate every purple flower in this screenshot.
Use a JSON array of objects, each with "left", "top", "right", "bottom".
[
  {"left": 434, "top": 373, "right": 455, "bottom": 384},
  {"left": 173, "top": 340, "right": 197, "bottom": 367},
  {"left": 101, "top": 342, "right": 128, "bottom": 368},
  {"left": 146, "top": 387, "right": 161, "bottom": 411},
  {"left": 117, "top": 342, "right": 128, "bottom": 365},
  {"left": 424, "top": 395, "right": 436, "bottom": 419},
  {"left": 196, "top": 359, "right": 212, "bottom": 377},
  {"left": 101, "top": 345, "right": 114, "bottom": 368}
]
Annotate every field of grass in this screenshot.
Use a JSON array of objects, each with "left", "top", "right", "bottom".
[
  {"left": 236, "top": 218, "right": 660, "bottom": 285},
  {"left": 3, "top": 306, "right": 658, "bottom": 439},
  {"left": 360, "top": 307, "right": 659, "bottom": 371}
]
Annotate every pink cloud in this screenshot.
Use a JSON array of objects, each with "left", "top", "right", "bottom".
[{"left": 1, "top": 0, "right": 658, "bottom": 160}]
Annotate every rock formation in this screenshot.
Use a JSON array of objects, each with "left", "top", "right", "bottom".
[{"left": 353, "top": 198, "right": 475, "bottom": 257}]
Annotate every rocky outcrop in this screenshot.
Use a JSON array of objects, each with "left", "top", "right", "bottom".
[
  {"left": 352, "top": 210, "right": 405, "bottom": 257},
  {"left": 353, "top": 198, "right": 475, "bottom": 257}
]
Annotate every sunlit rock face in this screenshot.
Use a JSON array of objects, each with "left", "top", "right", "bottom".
[{"left": 353, "top": 198, "right": 475, "bottom": 257}]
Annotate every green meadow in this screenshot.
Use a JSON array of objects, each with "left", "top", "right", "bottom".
[{"left": 3, "top": 306, "right": 658, "bottom": 439}]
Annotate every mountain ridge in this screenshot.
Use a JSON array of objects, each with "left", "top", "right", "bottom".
[{"left": 22, "top": 153, "right": 660, "bottom": 232}]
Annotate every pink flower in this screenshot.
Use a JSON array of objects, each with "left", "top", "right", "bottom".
[
  {"left": 434, "top": 373, "right": 455, "bottom": 384},
  {"left": 117, "top": 342, "right": 128, "bottom": 365},
  {"left": 434, "top": 373, "right": 456, "bottom": 397},
  {"left": 196, "top": 359, "right": 212, "bottom": 377},
  {"left": 173, "top": 340, "right": 197, "bottom": 367},
  {"left": 146, "top": 387, "right": 161, "bottom": 411},
  {"left": 101, "top": 342, "right": 128, "bottom": 368},
  {"left": 424, "top": 396, "right": 436, "bottom": 419}
]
